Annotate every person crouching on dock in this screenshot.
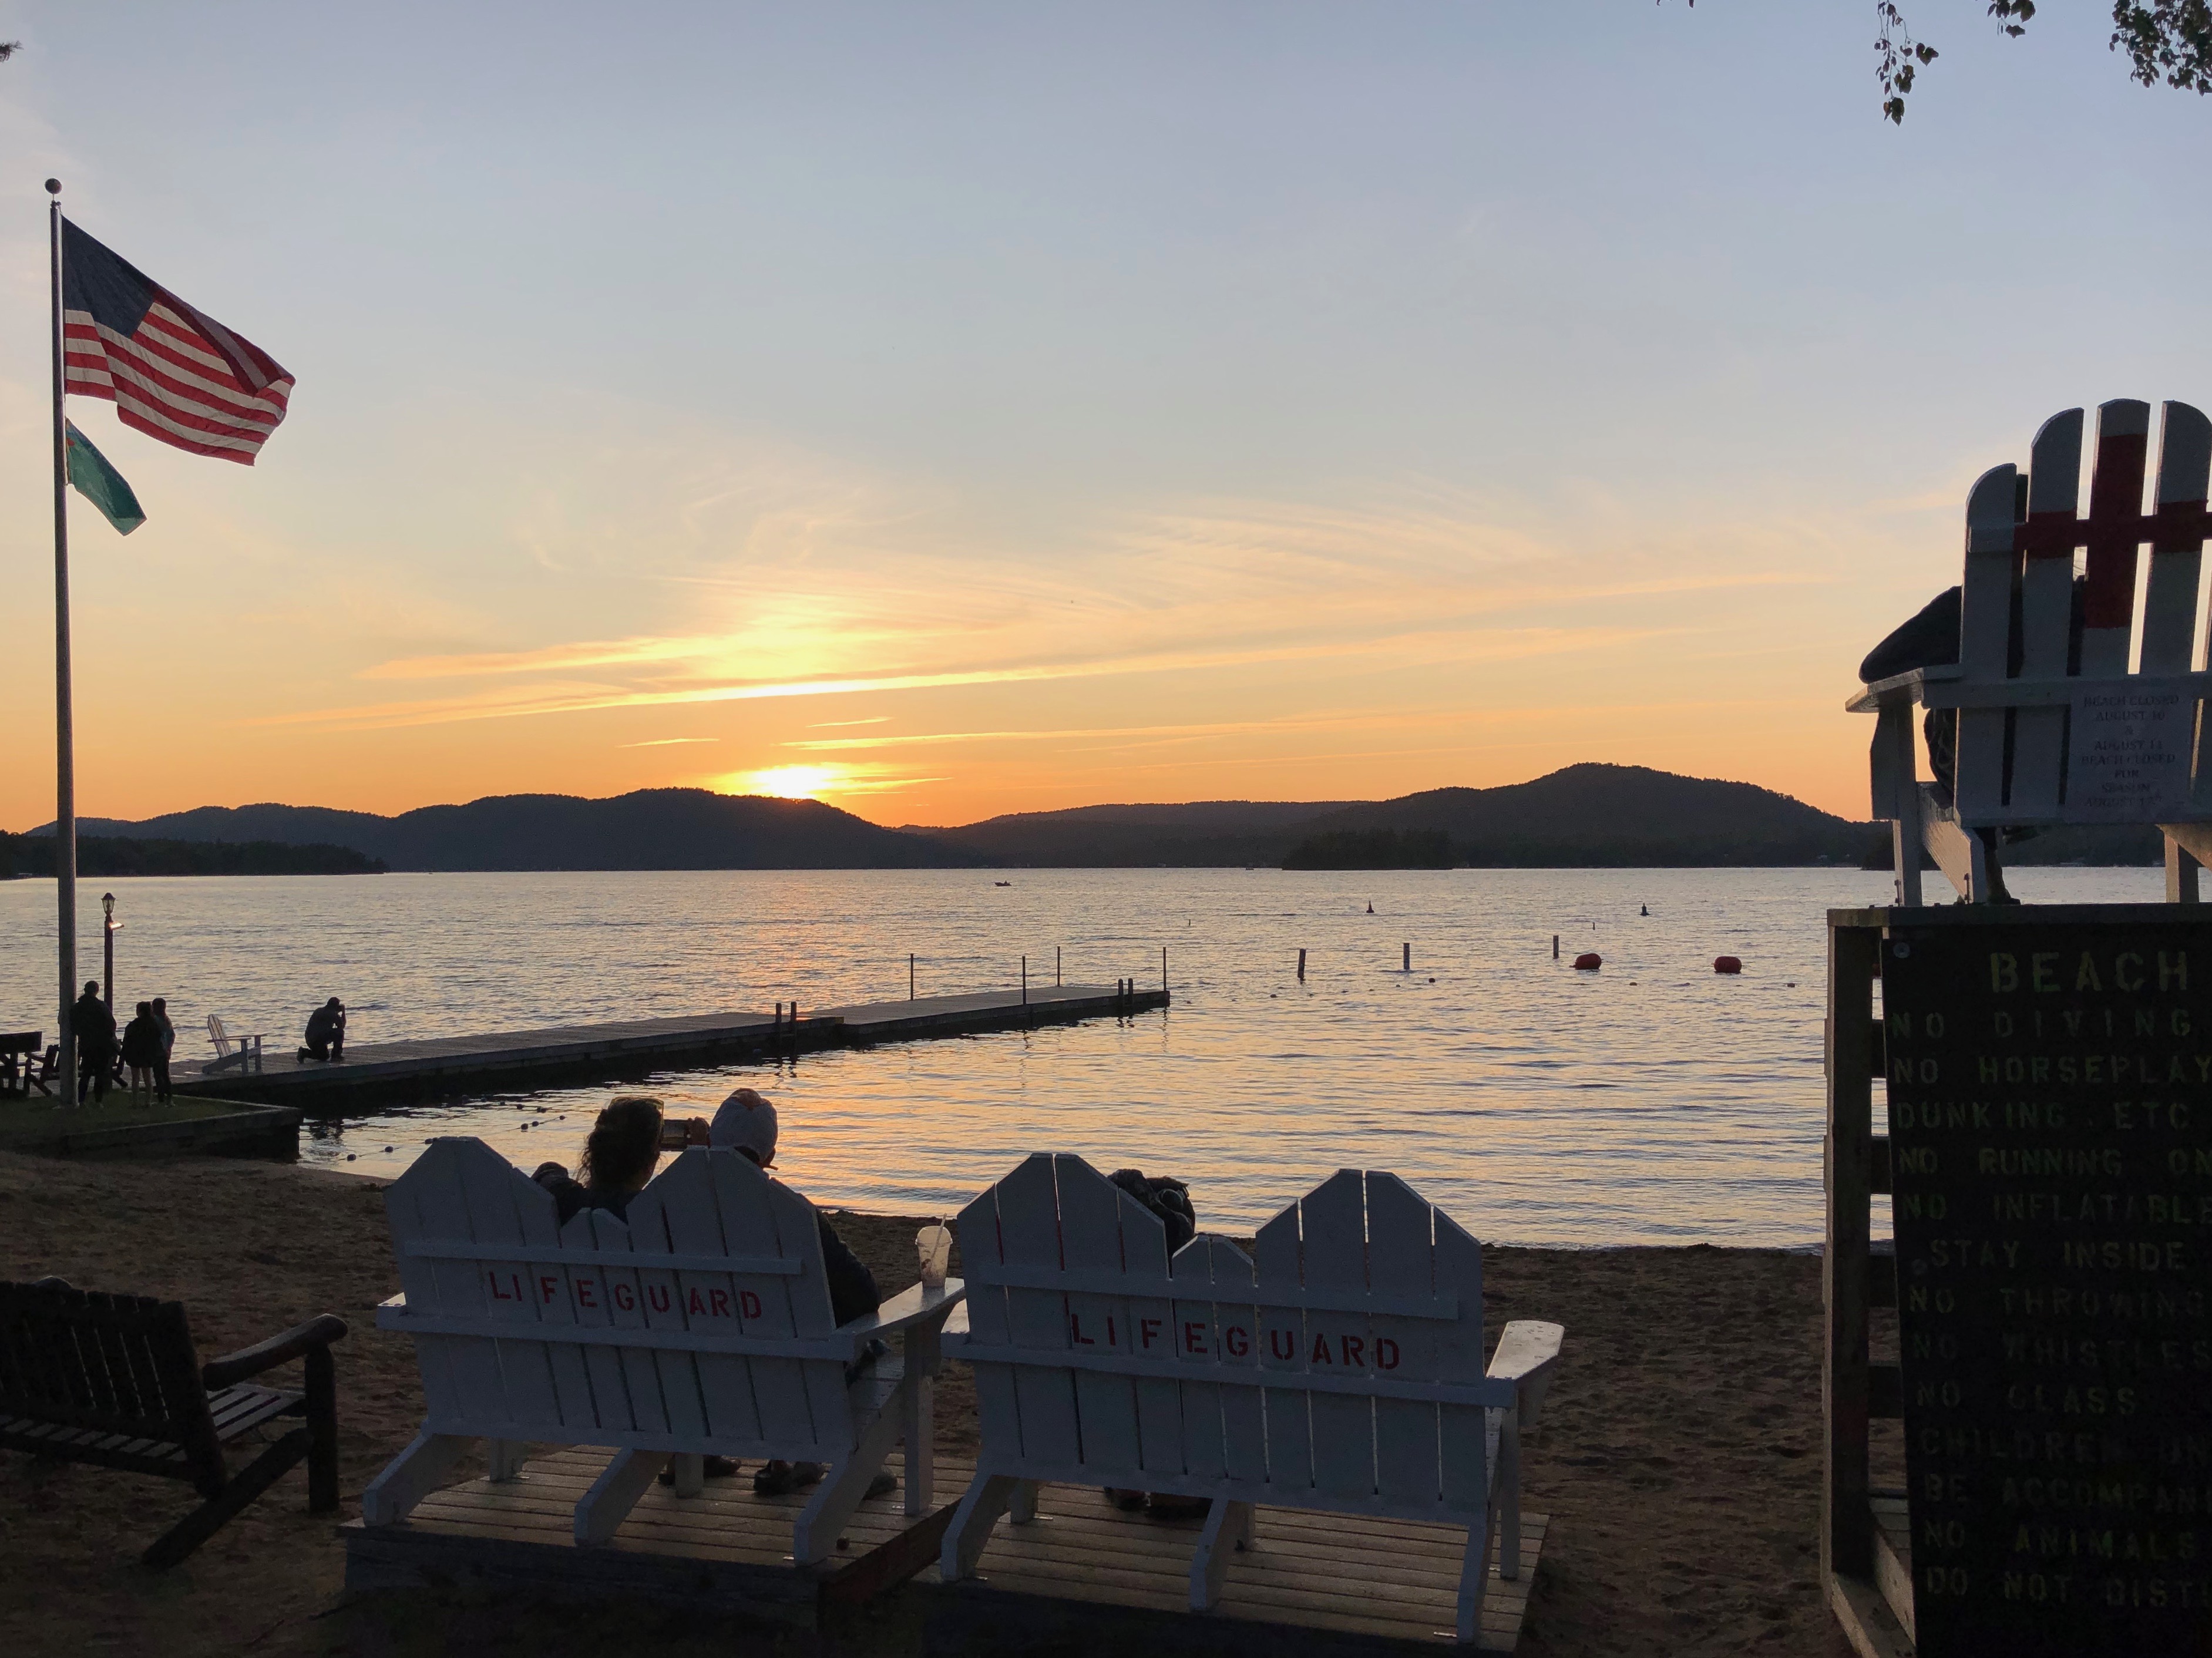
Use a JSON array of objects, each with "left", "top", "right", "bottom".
[{"left": 298, "top": 997, "right": 347, "bottom": 1063}]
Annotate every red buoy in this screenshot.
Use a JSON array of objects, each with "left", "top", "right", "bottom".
[
  {"left": 1714, "top": 956, "right": 1742, "bottom": 975},
  {"left": 1572, "top": 953, "right": 1601, "bottom": 971}
]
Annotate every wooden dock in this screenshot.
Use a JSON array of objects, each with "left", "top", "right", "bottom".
[
  {"left": 172, "top": 983, "right": 1168, "bottom": 1107},
  {"left": 342, "top": 1445, "right": 1545, "bottom": 1653}
]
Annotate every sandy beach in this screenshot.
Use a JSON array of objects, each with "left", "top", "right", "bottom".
[{"left": 0, "top": 1149, "right": 1850, "bottom": 1656}]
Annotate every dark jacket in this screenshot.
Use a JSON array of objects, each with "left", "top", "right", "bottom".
[
  {"left": 306, "top": 1005, "right": 345, "bottom": 1044},
  {"left": 119, "top": 1014, "right": 164, "bottom": 1068},
  {"left": 818, "top": 1215, "right": 880, "bottom": 1327},
  {"left": 533, "top": 1165, "right": 637, "bottom": 1224},
  {"left": 529, "top": 1162, "right": 879, "bottom": 1326},
  {"left": 72, "top": 992, "right": 114, "bottom": 1053}
]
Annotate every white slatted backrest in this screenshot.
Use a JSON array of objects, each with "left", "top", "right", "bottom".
[
  {"left": 1940, "top": 401, "right": 2212, "bottom": 825},
  {"left": 956, "top": 1158, "right": 1504, "bottom": 1519},
  {"left": 1250, "top": 1169, "right": 1491, "bottom": 1514},
  {"left": 624, "top": 1150, "right": 852, "bottom": 1455},
  {"left": 384, "top": 1138, "right": 850, "bottom": 1455},
  {"left": 1951, "top": 464, "right": 2018, "bottom": 820},
  {"left": 2008, "top": 407, "right": 2085, "bottom": 818}
]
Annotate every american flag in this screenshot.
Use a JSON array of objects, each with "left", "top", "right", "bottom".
[{"left": 61, "top": 218, "right": 293, "bottom": 465}]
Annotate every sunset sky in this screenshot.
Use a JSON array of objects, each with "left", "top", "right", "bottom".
[{"left": 4, "top": 4, "right": 2210, "bottom": 829}]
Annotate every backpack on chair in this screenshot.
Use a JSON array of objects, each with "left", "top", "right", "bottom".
[{"left": 1107, "top": 1169, "right": 1195, "bottom": 1252}]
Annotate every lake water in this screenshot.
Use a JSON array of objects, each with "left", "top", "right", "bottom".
[{"left": 0, "top": 865, "right": 2163, "bottom": 1246}]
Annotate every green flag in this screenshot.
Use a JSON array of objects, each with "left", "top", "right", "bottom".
[{"left": 65, "top": 421, "right": 146, "bottom": 536}]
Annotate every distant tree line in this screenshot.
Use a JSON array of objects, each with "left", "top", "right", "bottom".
[
  {"left": 0, "top": 833, "right": 386, "bottom": 879},
  {"left": 1282, "top": 829, "right": 1458, "bottom": 870}
]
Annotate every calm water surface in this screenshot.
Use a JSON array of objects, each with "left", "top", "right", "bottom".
[{"left": 0, "top": 866, "right": 2161, "bottom": 1245}]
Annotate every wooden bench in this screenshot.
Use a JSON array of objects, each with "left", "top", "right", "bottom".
[
  {"left": 0, "top": 1277, "right": 345, "bottom": 1566},
  {"left": 362, "top": 1137, "right": 965, "bottom": 1565},
  {"left": 1851, "top": 398, "right": 2212, "bottom": 903},
  {"left": 206, "top": 1014, "right": 264, "bottom": 1073},
  {"left": 1, "top": 1032, "right": 48, "bottom": 1097},
  {"left": 939, "top": 1155, "right": 1564, "bottom": 1644}
]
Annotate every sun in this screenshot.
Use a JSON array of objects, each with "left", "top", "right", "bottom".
[{"left": 738, "top": 765, "right": 841, "bottom": 799}]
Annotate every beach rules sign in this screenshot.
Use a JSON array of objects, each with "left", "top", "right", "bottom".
[
  {"left": 1880, "top": 918, "right": 2212, "bottom": 1656},
  {"left": 2065, "top": 688, "right": 2194, "bottom": 820}
]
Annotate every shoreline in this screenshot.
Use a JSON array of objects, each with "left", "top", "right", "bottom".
[{"left": 0, "top": 1149, "right": 1850, "bottom": 1656}]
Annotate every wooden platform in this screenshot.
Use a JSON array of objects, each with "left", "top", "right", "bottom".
[
  {"left": 173, "top": 983, "right": 1168, "bottom": 1108},
  {"left": 344, "top": 1447, "right": 1544, "bottom": 1652}
]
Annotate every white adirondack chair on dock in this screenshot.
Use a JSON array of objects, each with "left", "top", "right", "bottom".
[
  {"left": 939, "top": 1154, "right": 1563, "bottom": 1644},
  {"left": 361, "top": 1137, "right": 964, "bottom": 1563},
  {"left": 204, "top": 1014, "right": 264, "bottom": 1072},
  {"left": 1851, "top": 398, "right": 2212, "bottom": 903}
]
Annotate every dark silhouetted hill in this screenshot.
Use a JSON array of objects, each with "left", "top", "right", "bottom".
[
  {"left": 1282, "top": 828, "right": 1456, "bottom": 870},
  {"left": 916, "top": 766, "right": 1877, "bottom": 866},
  {"left": 1296, "top": 765, "right": 1874, "bottom": 866},
  {"left": 41, "top": 790, "right": 978, "bottom": 872},
  {"left": 30, "top": 768, "right": 2163, "bottom": 872}
]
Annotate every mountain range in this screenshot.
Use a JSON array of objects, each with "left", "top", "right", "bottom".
[
  {"left": 45, "top": 790, "right": 972, "bottom": 871},
  {"left": 921, "top": 765, "right": 1880, "bottom": 867},
  {"left": 16, "top": 764, "right": 2162, "bottom": 872}
]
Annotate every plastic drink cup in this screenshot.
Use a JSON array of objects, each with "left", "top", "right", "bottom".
[{"left": 916, "top": 1222, "right": 952, "bottom": 1290}]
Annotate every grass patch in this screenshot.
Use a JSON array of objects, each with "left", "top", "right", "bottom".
[{"left": 0, "top": 1094, "right": 266, "bottom": 1146}]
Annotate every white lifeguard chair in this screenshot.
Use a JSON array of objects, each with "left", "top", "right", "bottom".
[
  {"left": 939, "top": 1155, "right": 1562, "bottom": 1645},
  {"left": 1849, "top": 399, "right": 2212, "bottom": 903}
]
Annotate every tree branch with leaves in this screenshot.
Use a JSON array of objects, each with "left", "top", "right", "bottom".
[{"left": 1680, "top": 2, "right": 2211, "bottom": 121}]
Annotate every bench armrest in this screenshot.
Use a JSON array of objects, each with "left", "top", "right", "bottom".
[
  {"left": 835, "top": 1279, "right": 966, "bottom": 1343},
  {"left": 1487, "top": 1319, "right": 1564, "bottom": 1434},
  {"left": 203, "top": 1313, "right": 350, "bottom": 1389}
]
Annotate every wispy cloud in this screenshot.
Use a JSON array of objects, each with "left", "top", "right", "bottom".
[
  {"left": 253, "top": 468, "right": 1839, "bottom": 739},
  {"left": 250, "top": 623, "right": 1664, "bottom": 732},
  {"left": 620, "top": 735, "right": 718, "bottom": 748}
]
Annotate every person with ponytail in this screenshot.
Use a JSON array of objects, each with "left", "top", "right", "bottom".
[{"left": 532, "top": 1096, "right": 707, "bottom": 1223}]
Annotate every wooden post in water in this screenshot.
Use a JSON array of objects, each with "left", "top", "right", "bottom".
[
  {"left": 1161, "top": 946, "right": 1167, "bottom": 994},
  {"left": 1552, "top": 935, "right": 1559, "bottom": 960},
  {"left": 1402, "top": 942, "right": 1410, "bottom": 974},
  {"left": 1021, "top": 956, "right": 1027, "bottom": 1013},
  {"left": 1297, "top": 947, "right": 1306, "bottom": 979},
  {"left": 1056, "top": 946, "right": 1061, "bottom": 987},
  {"left": 909, "top": 954, "right": 915, "bottom": 1001}
]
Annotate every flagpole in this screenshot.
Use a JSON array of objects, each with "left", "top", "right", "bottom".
[{"left": 48, "top": 178, "right": 78, "bottom": 1108}]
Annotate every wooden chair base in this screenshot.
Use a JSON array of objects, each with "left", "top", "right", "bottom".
[
  {"left": 344, "top": 1446, "right": 1548, "bottom": 1650},
  {"left": 143, "top": 1426, "right": 312, "bottom": 1569}
]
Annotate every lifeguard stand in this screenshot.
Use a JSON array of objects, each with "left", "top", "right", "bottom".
[
  {"left": 1848, "top": 399, "right": 2212, "bottom": 906},
  {"left": 1825, "top": 400, "right": 2212, "bottom": 1657}
]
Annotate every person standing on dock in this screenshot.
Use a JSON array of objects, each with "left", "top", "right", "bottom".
[
  {"left": 72, "top": 980, "right": 113, "bottom": 1105},
  {"left": 298, "top": 997, "right": 346, "bottom": 1063}
]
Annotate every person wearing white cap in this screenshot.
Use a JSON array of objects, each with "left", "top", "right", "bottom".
[
  {"left": 709, "top": 1087, "right": 893, "bottom": 1500},
  {"left": 709, "top": 1086, "right": 779, "bottom": 1166}
]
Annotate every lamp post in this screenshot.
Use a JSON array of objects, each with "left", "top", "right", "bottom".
[{"left": 101, "top": 891, "right": 115, "bottom": 1013}]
